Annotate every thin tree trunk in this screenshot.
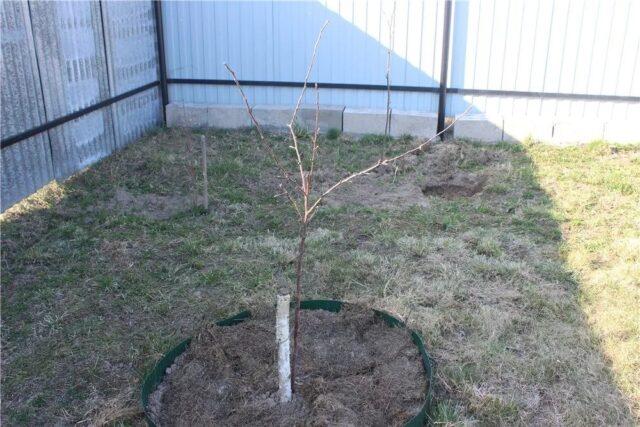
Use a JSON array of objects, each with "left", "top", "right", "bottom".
[
  {"left": 185, "top": 138, "right": 197, "bottom": 208},
  {"left": 290, "top": 221, "right": 308, "bottom": 393},
  {"left": 384, "top": 0, "right": 396, "bottom": 138},
  {"left": 385, "top": 66, "right": 392, "bottom": 137}
]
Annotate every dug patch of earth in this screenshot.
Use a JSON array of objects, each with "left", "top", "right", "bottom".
[
  {"left": 323, "top": 178, "right": 429, "bottom": 209},
  {"left": 148, "top": 305, "right": 426, "bottom": 426},
  {"left": 421, "top": 172, "right": 487, "bottom": 197},
  {"left": 108, "top": 188, "right": 198, "bottom": 220},
  {"left": 418, "top": 142, "right": 493, "bottom": 197},
  {"left": 315, "top": 141, "right": 494, "bottom": 208}
]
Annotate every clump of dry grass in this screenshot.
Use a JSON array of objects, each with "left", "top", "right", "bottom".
[{"left": 79, "top": 388, "right": 142, "bottom": 426}]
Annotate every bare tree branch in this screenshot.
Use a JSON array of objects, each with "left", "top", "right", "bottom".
[
  {"left": 384, "top": 1, "right": 396, "bottom": 138},
  {"left": 307, "top": 84, "right": 320, "bottom": 195},
  {"left": 289, "top": 20, "right": 330, "bottom": 129},
  {"left": 224, "top": 63, "right": 302, "bottom": 218},
  {"left": 287, "top": 20, "right": 329, "bottom": 204},
  {"left": 224, "top": 64, "right": 266, "bottom": 139}
]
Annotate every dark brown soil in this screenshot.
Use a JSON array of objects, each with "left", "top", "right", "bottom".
[
  {"left": 418, "top": 143, "right": 490, "bottom": 197},
  {"left": 421, "top": 172, "right": 487, "bottom": 197},
  {"left": 148, "top": 305, "right": 426, "bottom": 426}
]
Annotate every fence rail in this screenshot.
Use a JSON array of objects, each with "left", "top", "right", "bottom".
[{"left": 1, "top": 81, "right": 159, "bottom": 150}]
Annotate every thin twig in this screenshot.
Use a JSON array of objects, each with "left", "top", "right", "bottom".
[
  {"left": 287, "top": 20, "right": 330, "bottom": 200},
  {"left": 224, "top": 64, "right": 265, "bottom": 139},
  {"left": 384, "top": 1, "right": 396, "bottom": 138},
  {"left": 279, "top": 182, "right": 301, "bottom": 218},
  {"left": 289, "top": 20, "right": 330, "bottom": 128},
  {"left": 224, "top": 63, "right": 302, "bottom": 218},
  {"left": 224, "top": 63, "right": 295, "bottom": 183},
  {"left": 307, "top": 83, "right": 320, "bottom": 195}
]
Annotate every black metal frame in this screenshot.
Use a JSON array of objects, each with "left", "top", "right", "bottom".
[
  {"left": 437, "top": 0, "right": 453, "bottom": 133},
  {"left": 166, "top": 78, "right": 640, "bottom": 103},
  {"left": 1, "top": 82, "right": 159, "bottom": 149},
  {"left": 154, "top": 0, "right": 169, "bottom": 122},
  {"left": 4, "top": 0, "right": 638, "bottom": 152},
  {"left": 168, "top": 78, "right": 441, "bottom": 93},
  {"left": 446, "top": 88, "right": 640, "bottom": 102}
]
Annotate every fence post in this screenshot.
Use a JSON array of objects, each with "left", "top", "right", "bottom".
[
  {"left": 25, "top": 0, "right": 55, "bottom": 169},
  {"left": 437, "top": 0, "right": 453, "bottom": 136},
  {"left": 154, "top": 0, "right": 169, "bottom": 124},
  {"left": 98, "top": 0, "right": 119, "bottom": 151}
]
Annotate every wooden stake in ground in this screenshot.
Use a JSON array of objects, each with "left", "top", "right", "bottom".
[
  {"left": 201, "top": 135, "right": 208, "bottom": 212},
  {"left": 185, "top": 138, "right": 197, "bottom": 208},
  {"left": 275, "top": 292, "right": 292, "bottom": 402}
]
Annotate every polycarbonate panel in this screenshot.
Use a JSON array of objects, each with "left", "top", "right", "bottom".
[
  {"left": 101, "top": 1, "right": 161, "bottom": 148},
  {"left": 29, "top": 1, "right": 115, "bottom": 179},
  {"left": 112, "top": 87, "right": 162, "bottom": 149},
  {"left": 0, "top": 1, "right": 54, "bottom": 211}
]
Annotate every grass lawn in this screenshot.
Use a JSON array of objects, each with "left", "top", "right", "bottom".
[{"left": 1, "top": 128, "right": 638, "bottom": 425}]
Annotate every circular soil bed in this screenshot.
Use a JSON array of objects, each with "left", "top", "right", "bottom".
[{"left": 142, "top": 300, "right": 432, "bottom": 426}]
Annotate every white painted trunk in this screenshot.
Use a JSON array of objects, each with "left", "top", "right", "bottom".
[{"left": 276, "top": 293, "right": 292, "bottom": 402}]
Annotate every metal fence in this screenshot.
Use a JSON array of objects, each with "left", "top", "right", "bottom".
[
  {"left": 162, "top": 0, "right": 639, "bottom": 125},
  {"left": 1, "top": 0, "right": 162, "bottom": 211},
  {"left": 446, "top": 0, "right": 639, "bottom": 120},
  {"left": 2, "top": 0, "right": 639, "bottom": 211}
]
